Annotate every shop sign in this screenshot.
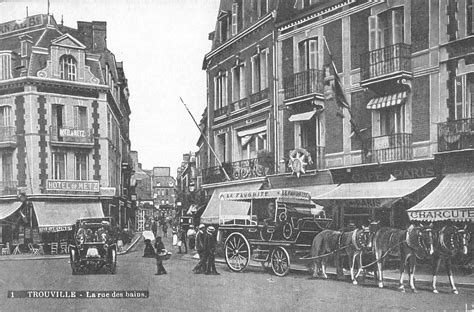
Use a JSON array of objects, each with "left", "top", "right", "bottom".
[
  {"left": 0, "top": 15, "right": 44, "bottom": 36},
  {"left": 59, "top": 128, "right": 88, "bottom": 138},
  {"left": 46, "top": 180, "right": 100, "bottom": 193},
  {"left": 220, "top": 189, "right": 311, "bottom": 201},
  {"left": 408, "top": 209, "right": 474, "bottom": 221},
  {"left": 39, "top": 225, "right": 73, "bottom": 233}
]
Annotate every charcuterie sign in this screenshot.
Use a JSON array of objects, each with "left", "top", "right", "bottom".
[
  {"left": 408, "top": 209, "right": 474, "bottom": 222},
  {"left": 220, "top": 189, "right": 311, "bottom": 201}
]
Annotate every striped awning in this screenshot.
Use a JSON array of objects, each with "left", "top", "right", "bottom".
[
  {"left": 366, "top": 92, "right": 407, "bottom": 110},
  {"left": 407, "top": 173, "right": 474, "bottom": 222},
  {"left": 289, "top": 111, "right": 317, "bottom": 122}
]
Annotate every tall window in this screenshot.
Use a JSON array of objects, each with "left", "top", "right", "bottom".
[
  {"left": 380, "top": 105, "right": 405, "bottom": 136},
  {"left": 299, "top": 117, "right": 322, "bottom": 149},
  {"left": 454, "top": 75, "right": 474, "bottom": 120},
  {"left": 215, "top": 72, "right": 228, "bottom": 110},
  {"left": 75, "top": 154, "right": 88, "bottom": 180},
  {"left": 0, "top": 53, "right": 12, "bottom": 80},
  {"left": 74, "top": 106, "right": 87, "bottom": 129},
  {"left": 252, "top": 49, "right": 268, "bottom": 93},
  {"left": 0, "top": 106, "right": 12, "bottom": 127},
  {"left": 59, "top": 55, "right": 77, "bottom": 81},
  {"left": 369, "top": 7, "right": 404, "bottom": 50},
  {"left": 53, "top": 153, "right": 66, "bottom": 180},
  {"left": 468, "top": 0, "right": 474, "bottom": 35},
  {"left": 242, "top": 132, "right": 266, "bottom": 159},
  {"left": 219, "top": 16, "right": 229, "bottom": 42},
  {"left": 232, "top": 64, "right": 245, "bottom": 102},
  {"left": 216, "top": 134, "right": 227, "bottom": 163},
  {"left": 231, "top": 1, "right": 242, "bottom": 35},
  {"left": 2, "top": 153, "right": 13, "bottom": 182},
  {"left": 257, "top": 0, "right": 268, "bottom": 17},
  {"left": 298, "top": 39, "right": 318, "bottom": 72}
]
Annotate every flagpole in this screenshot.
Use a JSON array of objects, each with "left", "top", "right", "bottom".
[{"left": 179, "top": 97, "right": 231, "bottom": 182}]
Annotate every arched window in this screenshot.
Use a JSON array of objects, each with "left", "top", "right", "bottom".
[{"left": 59, "top": 55, "right": 77, "bottom": 81}]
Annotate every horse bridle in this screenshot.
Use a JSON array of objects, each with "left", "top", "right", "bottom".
[{"left": 409, "top": 227, "right": 434, "bottom": 257}]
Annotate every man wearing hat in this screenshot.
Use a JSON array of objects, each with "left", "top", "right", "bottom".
[
  {"left": 205, "top": 226, "right": 219, "bottom": 275},
  {"left": 192, "top": 224, "right": 206, "bottom": 273}
]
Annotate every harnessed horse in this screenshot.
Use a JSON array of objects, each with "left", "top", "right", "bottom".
[
  {"left": 373, "top": 224, "right": 434, "bottom": 292},
  {"left": 432, "top": 224, "right": 471, "bottom": 294},
  {"left": 310, "top": 227, "right": 372, "bottom": 284}
]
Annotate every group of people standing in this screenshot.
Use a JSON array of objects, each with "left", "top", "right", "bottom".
[{"left": 192, "top": 224, "right": 219, "bottom": 275}]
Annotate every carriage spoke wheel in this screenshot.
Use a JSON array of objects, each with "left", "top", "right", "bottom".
[
  {"left": 108, "top": 248, "right": 117, "bottom": 274},
  {"left": 225, "top": 233, "right": 250, "bottom": 272},
  {"left": 271, "top": 247, "right": 290, "bottom": 277}
]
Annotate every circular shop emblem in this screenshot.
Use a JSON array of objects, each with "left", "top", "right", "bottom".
[{"left": 288, "top": 148, "right": 313, "bottom": 178}]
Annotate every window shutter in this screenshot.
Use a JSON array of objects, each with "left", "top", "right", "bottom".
[
  {"left": 232, "top": 3, "right": 238, "bottom": 35},
  {"left": 368, "top": 15, "right": 378, "bottom": 51},
  {"left": 261, "top": 50, "right": 268, "bottom": 89}
]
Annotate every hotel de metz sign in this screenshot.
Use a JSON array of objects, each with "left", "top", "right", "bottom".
[{"left": 46, "top": 180, "right": 100, "bottom": 194}]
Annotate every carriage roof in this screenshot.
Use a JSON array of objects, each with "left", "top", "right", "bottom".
[{"left": 219, "top": 189, "right": 312, "bottom": 204}]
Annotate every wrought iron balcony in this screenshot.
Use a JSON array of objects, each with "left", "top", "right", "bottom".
[
  {"left": 50, "top": 126, "right": 93, "bottom": 145},
  {"left": 214, "top": 106, "right": 228, "bottom": 118},
  {"left": 250, "top": 88, "right": 269, "bottom": 104},
  {"left": 363, "top": 133, "right": 412, "bottom": 164},
  {"left": 284, "top": 146, "right": 326, "bottom": 172},
  {"left": 283, "top": 69, "right": 324, "bottom": 100},
  {"left": 0, "top": 126, "right": 16, "bottom": 147},
  {"left": 438, "top": 118, "right": 474, "bottom": 152},
  {"left": 202, "top": 156, "right": 274, "bottom": 184},
  {"left": 230, "top": 98, "right": 248, "bottom": 112},
  {"left": 0, "top": 181, "right": 17, "bottom": 196},
  {"left": 360, "top": 43, "right": 412, "bottom": 83}
]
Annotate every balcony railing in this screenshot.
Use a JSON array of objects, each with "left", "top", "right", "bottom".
[
  {"left": 214, "top": 106, "right": 228, "bottom": 118},
  {"left": 438, "top": 118, "right": 474, "bottom": 152},
  {"left": 202, "top": 156, "right": 274, "bottom": 184},
  {"left": 363, "top": 133, "right": 412, "bottom": 164},
  {"left": 230, "top": 98, "right": 248, "bottom": 112},
  {"left": 0, "top": 126, "right": 16, "bottom": 145},
  {"left": 360, "top": 43, "right": 412, "bottom": 82},
  {"left": 283, "top": 69, "right": 324, "bottom": 100},
  {"left": 50, "top": 126, "right": 93, "bottom": 145},
  {"left": 0, "top": 181, "right": 17, "bottom": 196},
  {"left": 284, "top": 146, "right": 326, "bottom": 172},
  {"left": 250, "top": 88, "right": 269, "bottom": 104}
]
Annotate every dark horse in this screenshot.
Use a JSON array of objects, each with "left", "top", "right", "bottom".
[
  {"left": 432, "top": 224, "right": 471, "bottom": 294},
  {"left": 373, "top": 224, "right": 434, "bottom": 292},
  {"left": 310, "top": 227, "right": 371, "bottom": 284}
]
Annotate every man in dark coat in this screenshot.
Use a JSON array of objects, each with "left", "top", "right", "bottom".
[
  {"left": 192, "top": 224, "right": 206, "bottom": 274},
  {"left": 154, "top": 236, "right": 167, "bottom": 275},
  {"left": 205, "top": 226, "right": 219, "bottom": 275}
]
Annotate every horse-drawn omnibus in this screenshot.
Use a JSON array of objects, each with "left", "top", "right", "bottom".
[{"left": 217, "top": 188, "right": 332, "bottom": 276}]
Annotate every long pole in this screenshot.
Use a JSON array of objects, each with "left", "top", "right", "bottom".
[{"left": 179, "top": 97, "right": 231, "bottom": 182}]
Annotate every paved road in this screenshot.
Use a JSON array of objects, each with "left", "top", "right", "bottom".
[{"left": 0, "top": 237, "right": 472, "bottom": 312}]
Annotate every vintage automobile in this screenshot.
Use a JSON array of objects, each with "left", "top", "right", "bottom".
[
  {"left": 69, "top": 217, "right": 118, "bottom": 275},
  {"left": 217, "top": 189, "right": 332, "bottom": 277}
]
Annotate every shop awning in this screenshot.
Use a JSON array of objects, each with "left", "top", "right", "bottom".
[
  {"left": 289, "top": 111, "right": 317, "bottom": 122},
  {"left": 366, "top": 92, "right": 407, "bottom": 110},
  {"left": 295, "top": 184, "right": 339, "bottom": 199},
  {"left": 0, "top": 201, "right": 22, "bottom": 220},
  {"left": 200, "top": 182, "right": 263, "bottom": 224},
  {"left": 313, "top": 178, "right": 434, "bottom": 209},
  {"left": 237, "top": 125, "right": 266, "bottom": 137},
  {"left": 407, "top": 173, "right": 474, "bottom": 222},
  {"left": 33, "top": 201, "right": 104, "bottom": 233}
]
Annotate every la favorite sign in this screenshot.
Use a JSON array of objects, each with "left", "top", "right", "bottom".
[{"left": 46, "top": 180, "right": 100, "bottom": 193}]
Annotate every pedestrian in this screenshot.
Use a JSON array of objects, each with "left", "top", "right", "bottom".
[
  {"left": 205, "top": 226, "right": 219, "bottom": 275},
  {"left": 178, "top": 226, "right": 188, "bottom": 254},
  {"left": 187, "top": 225, "right": 196, "bottom": 250},
  {"left": 163, "top": 222, "right": 168, "bottom": 237},
  {"left": 154, "top": 236, "right": 167, "bottom": 275},
  {"left": 192, "top": 224, "right": 206, "bottom": 274},
  {"left": 151, "top": 220, "right": 158, "bottom": 237}
]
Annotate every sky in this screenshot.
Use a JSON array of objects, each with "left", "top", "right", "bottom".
[{"left": 0, "top": 0, "right": 220, "bottom": 176}]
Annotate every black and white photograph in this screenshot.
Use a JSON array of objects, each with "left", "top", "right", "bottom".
[{"left": 0, "top": 0, "right": 473, "bottom": 311}]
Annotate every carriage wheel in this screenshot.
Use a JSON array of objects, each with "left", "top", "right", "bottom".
[
  {"left": 225, "top": 233, "right": 250, "bottom": 272},
  {"left": 271, "top": 247, "right": 290, "bottom": 277},
  {"left": 70, "top": 248, "right": 79, "bottom": 275},
  {"left": 108, "top": 248, "right": 117, "bottom": 274}
]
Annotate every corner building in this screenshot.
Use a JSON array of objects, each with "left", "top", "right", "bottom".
[{"left": 0, "top": 14, "right": 132, "bottom": 247}]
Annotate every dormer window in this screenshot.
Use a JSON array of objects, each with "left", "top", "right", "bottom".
[
  {"left": 0, "top": 53, "right": 12, "bottom": 80},
  {"left": 59, "top": 55, "right": 77, "bottom": 81}
]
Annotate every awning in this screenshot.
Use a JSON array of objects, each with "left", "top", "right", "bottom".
[
  {"left": 0, "top": 201, "right": 22, "bottom": 220},
  {"left": 289, "top": 111, "right": 317, "bottom": 122},
  {"left": 33, "top": 201, "right": 104, "bottom": 233},
  {"left": 200, "top": 182, "right": 262, "bottom": 224},
  {"left": 366, "top": 92, "right": 407, "bottom": 110},
  {"left": 237, "top": 125, "right": 266, "bottom": 137},
  {"left": 295, "top": 184, "right": 339, "bottom": 199},
  {"left": 407, "top": 173, "right": 474, "bottom": 222},
  {"left": 313, "top": 178, "right": 434, "bottom": 209}
]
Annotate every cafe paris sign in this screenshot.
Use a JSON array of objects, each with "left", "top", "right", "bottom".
[{"left": 288, "top": 148, "right": 313, "bottom": 178}]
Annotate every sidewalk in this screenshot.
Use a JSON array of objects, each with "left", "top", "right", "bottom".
[
  {"left": 0, "top": 232, "right": 143, "bottom": 262},
  {"left": 178, "top": 252, "right": 474, "bottom": 290}
]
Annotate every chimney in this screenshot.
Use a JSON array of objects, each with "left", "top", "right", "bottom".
[
  {"left": 77, "top": 21, "right": 93, "bottom": 50},
  {"left": 19, "top": 35, "right": 32, "bottom": 76},
  {"left": 92, "top": 21, "right": 107, "bottom": 52}
]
